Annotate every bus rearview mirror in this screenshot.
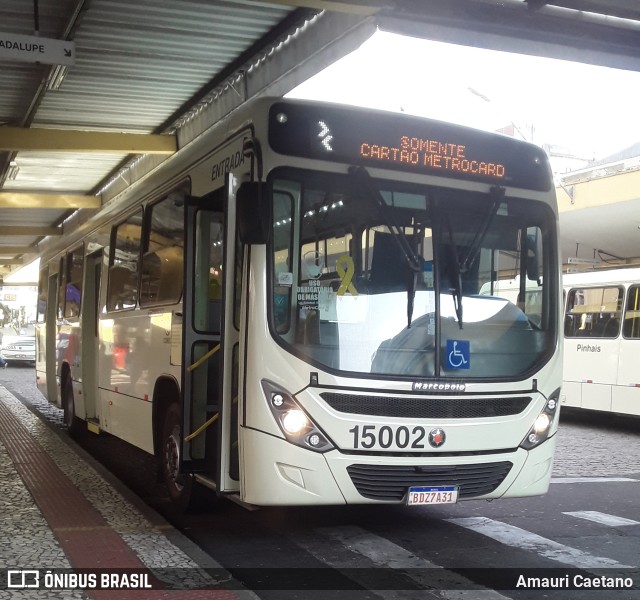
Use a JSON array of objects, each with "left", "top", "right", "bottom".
[
  {"left": 237, "top": 182, "right": 270, "bottom": 245},
  {"left": 526, "top": 231, "right": 542, "bottom": 284}
]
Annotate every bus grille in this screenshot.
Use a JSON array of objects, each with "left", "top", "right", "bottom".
[
  {"left": 320, "top": 393, "right": 531, "bottom": 418},
  {"left": 347, "top": 462, "right": 513, "bottom": 501}
]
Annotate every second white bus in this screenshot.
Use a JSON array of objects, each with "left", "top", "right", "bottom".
[{"left": 562, "top": 267, "right": 640, "bottom": 417}]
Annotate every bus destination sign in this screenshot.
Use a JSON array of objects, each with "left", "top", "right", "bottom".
[
  {"left": 360, "top": 136, "right": 506, "bottom": 180},
  {"left": 269, "top": 102, "right": 550, "bottom": 192}
]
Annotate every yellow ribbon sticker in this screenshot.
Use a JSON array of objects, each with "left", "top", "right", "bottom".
[{"left": 336, "top": 255, "right": 358, "bottom": 296}]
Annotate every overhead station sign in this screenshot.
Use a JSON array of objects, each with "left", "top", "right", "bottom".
[{"left": 0, "top": 32, "right": 75, "bottom": 66}]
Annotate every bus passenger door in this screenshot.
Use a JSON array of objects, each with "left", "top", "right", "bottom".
[
  {"left": 80, "top": 251, "right": 102, "bottom": 422},
  {"left": 45, "top": 272, "right": 59, "bottom": 403},
  {"left": 182, "top": 191, "right": 240, "bottom": 493}
]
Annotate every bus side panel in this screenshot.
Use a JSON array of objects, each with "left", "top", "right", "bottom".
[
  {"left": 100, "top": 389, "right": 154, "bottom": 453},
  {"left": 35, "top": 323, "right": 47, "bottom": 398},
  {"left": 561, "top": 380, "right": 582, "bottom": 408},
  {"left": 581, "top": 382, "right": 612, "bottom": 412},
  {"left": 98, "top": 310, "right": 175, "bottom": 453},
  {"left": 613, "top": 338, "right": 640, "bottom": 415},
  {"left": 612, "top": 387, "right": 640, "bottom": 416},
  {"left": 38, "top": 271, "right": 60, "bottom": 405},
  {"left": 563, "top": 338, "right": 618, "bottom": 412}
]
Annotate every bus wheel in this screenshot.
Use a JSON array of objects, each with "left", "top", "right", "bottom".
[
  {"left": 63, "top": 373, "right": 83, "bottom": 438},
  {"left": 161, "top": 403, "right": 193, "bottom": 509}
]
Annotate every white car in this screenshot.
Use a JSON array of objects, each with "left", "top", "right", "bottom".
[{"left": 1, "top": 336, "right": 36, "bottom": 365}]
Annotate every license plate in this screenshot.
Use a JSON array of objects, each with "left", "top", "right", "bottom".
[{"left": 407, "top": 486, "right": 458, "bottom": 506}]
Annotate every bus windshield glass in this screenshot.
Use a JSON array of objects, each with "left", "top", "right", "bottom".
[{"left": 269, "top": 168, "right": 557, "bottom": 380}]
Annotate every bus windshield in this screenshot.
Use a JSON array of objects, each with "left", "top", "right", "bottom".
[{"left": 269, "top": 168, "right": 557, "bottom": 380}]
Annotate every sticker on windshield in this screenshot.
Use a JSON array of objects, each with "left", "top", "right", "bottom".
[
  {"left": 303, "top": 250, "right": 324, "bottom": 279},
  {"left": 446, "top": 339, "right": 470, "bottom": 370},
  {"left": 336, "top": 255, "right": 358, "bottom": 296}
]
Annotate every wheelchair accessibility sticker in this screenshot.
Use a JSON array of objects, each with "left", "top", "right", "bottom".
[{"left": 446, "top": 340, "right": 470, "bottom": 370}]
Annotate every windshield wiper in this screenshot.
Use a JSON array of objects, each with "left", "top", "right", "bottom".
[
  {"left": 459, "top": 186, "right": 505, "bottom": 272},
  {"left": 444, "top": 186, "right": 505, "bottom": 330},
  {"left": 405, "top": 228, "right": 424, "bottom": 328},
  {"left": 348, "top": 166, "right": 423, "bottom": 328},
  {"left": 445, "top": 214, "right": 464, "bottom": 330},
  {"left": 348, "top": 166, "right": 423, "bottom": 272}
]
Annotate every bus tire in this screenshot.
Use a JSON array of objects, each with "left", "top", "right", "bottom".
[
  {"left": 63, "top": 372, "right": 83, "bottom": 438},
  {"left": 161, "top": 403, "right": 194, "bottom": 510}
]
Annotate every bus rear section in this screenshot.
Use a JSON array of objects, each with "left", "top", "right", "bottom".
[{"left": 563, "top": 269, "right": 640, "bottom": 417}]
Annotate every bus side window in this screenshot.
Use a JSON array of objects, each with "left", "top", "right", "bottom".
[
  {"left": 64, "top": 247, "right": 84, "bottom": 319},
  {"left": 107, "top": 210, "right": 143, "bottom": 311},
  {"left": 140, "top": 193, "right": 185, "bottom": 306},
  {"left": 565, "top": 285, "right": 622, "bottom": 339},
  {"left": 140, "top": 246, "right": 183, "bottom": 305},
  {"left": 208, "top": 268, "right": 222, "bottom": 333},
  {"left": 623, "top": 284, "right": 640, "bottom": 339},
  {"left": 590, "top": 314, "right": 619, "bottom": 338},
  {"left": 108, "top": 265, "right": 137, "bottom": 311}
]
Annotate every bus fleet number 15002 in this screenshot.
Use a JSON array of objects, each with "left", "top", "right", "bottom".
[{"left": 348, "top": 424, "right": 433, "bottom": 449}]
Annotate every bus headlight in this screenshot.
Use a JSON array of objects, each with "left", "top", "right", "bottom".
[
  {"left": 520, "top": 388, "right": 560, "bottom": 450},
  {"left": 282, "top": 409, "right": 308, "bottom": 434},
  {"left": 261, "top": 380, "right": 334, "bottom": 452}
]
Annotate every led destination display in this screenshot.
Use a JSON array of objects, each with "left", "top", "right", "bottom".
[
  {"left": 269, "top": 102, "right": 551, "bottom": 191},
  {"left": 360, "top": 136, "right": 506, "bottom": 179}
]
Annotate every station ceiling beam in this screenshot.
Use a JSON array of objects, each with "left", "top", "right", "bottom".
[
  {"left": 378, "top": 0, "right": 640, "bottom": 72},
  {"left": 0, "top": 193, "right": 100, "bottom": 209},
  {"left": 263, "top": 0, "right": 390, "bottom": 15},
  {"left": 0, "top": 247, "right": 35, "bottom": 255},
  {"left": 538, "top": 0, "right": 640, "bottom": 22},
  {"left": 0, "top": 227, "right": 62, "bottom": 236},
  {"left": 0, "top": 128, "right": 177, "bottom": 155}
]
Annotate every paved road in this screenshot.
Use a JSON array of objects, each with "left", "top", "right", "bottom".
[{"left": 2, "top": 365, "right": 639, "bottom": 599}]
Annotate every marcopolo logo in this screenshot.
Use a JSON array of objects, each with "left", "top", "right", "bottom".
[{"left": 412, "top": 381, "right": 466, "bottom": 393}]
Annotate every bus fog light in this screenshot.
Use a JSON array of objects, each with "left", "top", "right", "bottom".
[
  {"left": 282, "top": 410, "right": 308, "bottom": 434},
  {"left": 272, "top": 393, "right": 284, "bottom": 407},
  {"left": 308, "top": 433, "right": 320, "bottom": 447}
]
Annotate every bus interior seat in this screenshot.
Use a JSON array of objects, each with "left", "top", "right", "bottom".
[
  {"left": 623, "top": 315, "right": 640, "bottom": 338},
  {"left": 369, "top": 231, "right": 409, "bottom": 291},
  {"left": 155, "top": 246, "right": 183, "bottom": 301},
  {"left": 140, "top": 246, "right": 183, "bottom": 304},
  {"left": 601, "top": 316, "right": 620, "bottom": 337},
  {"left": 108, "top": 265, "right": 137, "bottom": 309}
]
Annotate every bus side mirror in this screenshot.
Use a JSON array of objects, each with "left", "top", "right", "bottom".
[
  {"left": 526, "top": 231, "right": 542, "bottom": 284},
  {"left": 237, "top": 182, "right": 270, "bottom": 245}
]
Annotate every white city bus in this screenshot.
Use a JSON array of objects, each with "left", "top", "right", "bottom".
[
  {"left": 562, "top": 267, "right": 640, "bottom": 417},
  {"left": 35, "top": 97, "right": 562, "bottom": 508}
]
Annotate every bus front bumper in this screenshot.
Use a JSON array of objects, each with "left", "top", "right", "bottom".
[{"left": 240, "top": 427, "right": 556, "bottom": 506}]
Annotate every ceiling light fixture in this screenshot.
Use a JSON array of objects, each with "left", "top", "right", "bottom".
[
  {"left": 46, "top": 64, "right": 69, "bottom": 91},
  {"left": 7, "top": 162, "right": 20, "bottom": 180}
]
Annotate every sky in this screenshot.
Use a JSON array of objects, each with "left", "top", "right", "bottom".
[{"left": 287, "top": 31, "right": 640, "bottom": 165}]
